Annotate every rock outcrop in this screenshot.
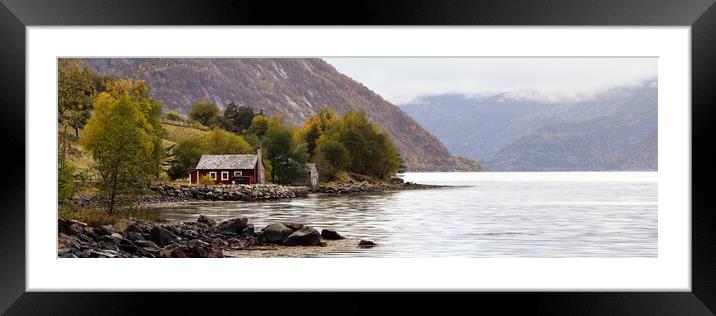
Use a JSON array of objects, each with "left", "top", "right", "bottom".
[
  {"left": 58, "top": 216, "right": 364, "bottom": 258},
  {"left": 148, "top": 183, "right": 308, "bottom": 201}
]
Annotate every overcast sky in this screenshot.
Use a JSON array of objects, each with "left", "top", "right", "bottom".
[{"left": 323, "top": 58, "right": 657, "bottom": 104}]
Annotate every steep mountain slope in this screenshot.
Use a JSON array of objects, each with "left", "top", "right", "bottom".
[
  {"left": 83, "top": 58, "right": 478, "bottom": 171},
  {"left": 401, "top": 80, "right": 657, "bottom": 171}
]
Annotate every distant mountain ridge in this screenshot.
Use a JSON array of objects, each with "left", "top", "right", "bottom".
[
  {"left": 401, "top": 80, "right": 657, "bottom": 171},
  {"left": 83, "top": 58, "right": 479, "bottom": 172}
]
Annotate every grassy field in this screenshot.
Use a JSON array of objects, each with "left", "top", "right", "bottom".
[
  {"left": 162, "top": 123, "right": 208, "bottom": 144},
  {"left": 65, "top": 123, "right": 207, "bottom": 177}
]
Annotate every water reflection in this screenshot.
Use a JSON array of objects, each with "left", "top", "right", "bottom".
[{"left": 144, "top": 172, "right": 657, "bottom": 257}]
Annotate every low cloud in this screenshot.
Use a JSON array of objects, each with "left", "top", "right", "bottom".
[{"left": 324, "top": 57, "right": 657, "bottom": 104}]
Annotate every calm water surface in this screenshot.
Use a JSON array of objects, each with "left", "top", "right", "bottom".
[{"left": 147, "top": 172, "right": 657, "bottom": 257}]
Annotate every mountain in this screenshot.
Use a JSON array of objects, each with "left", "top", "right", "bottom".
[
  {"left": 82, "top": 58, "right": 479, "bottom": 172},
  {"left": 401, "top": 80, "right": 657, "bottom": 171}
]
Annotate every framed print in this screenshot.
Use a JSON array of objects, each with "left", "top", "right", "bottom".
[{"left": 2, "top": 0, "right": 716, "bottom": 314}]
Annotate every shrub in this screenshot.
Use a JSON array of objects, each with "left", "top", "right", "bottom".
[
  {"left": 58, "top": 163, "right": 78, "bottom": 205},
  {"left": 58, "top": 162, "right": 89, "bottom": 206},
  {"left": 165, "top": 110, "right": 183, "bottom": 122},
  {"left": 199, "top": 174, "right": 214, "bottom": 185}
]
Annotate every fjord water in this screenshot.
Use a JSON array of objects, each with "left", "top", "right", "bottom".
[{"left": 154, "top": 172, "right": 657, "bottom": 257}]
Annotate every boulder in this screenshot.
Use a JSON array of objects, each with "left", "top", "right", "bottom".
[
  {"left": 389, "top": 177, "right": 404, "bottom": 184},
  {"left": 216, "top": 218, "right": 249, "bottom": 234},
  {"left": 320, "top": 229, "right": 344, "bottom": 240},
  {"left": 358, "top": 240, "right": 377, "bottom": 247},
  {"left": 150, "top": 227, "right": 180, "bottom": 247},
  {"left": 126, "top": 231, "right": 144, "bottom": 241},
  {"left": 133, "top": 239, "right": 160, "bottom": 250},
  {"left": 282, "top": 222, "right": 304, "bottom": 231},
  {"left": 197, "top": 215, "right": 216, "bottom": 226},
  {"left": 117, "top": 239, "right": 140, "bottom": 254},
  {"left": 284, "top": 226, "right": 324, "bottom": 246},
  {"left": 261, "top": 223, "right": 293, "bottom": 244},
  {"left": 241, "top": 224, "right": 256, "bottom": 237},
  {"left": 93, "top": 225, "right": 115, "bottom": 236},
  {"left": 58, "top": 219, "right": 85, "bottom": 235},
  {"left": 125, "top": 223, "right": 145, "bottom": 234}
]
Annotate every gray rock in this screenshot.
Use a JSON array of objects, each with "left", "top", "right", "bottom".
[
  {"left": 118, "top": 239, "right": 140, "bottom": 253},
  {"left": 358, "top": 240, "right": 377, "bottom": 247},
  {"left": 197, "top": 215, "right": 216, "bottom": 226},
  {"left": 126, "top": 232, "right": 144, "bottom": 241},
  {"left": 150, "top": 227, "right": 180, "bottom": 247},
  {"left": 261, "top": 223, "right": 293, "bottom": 244},
  {"left": 125, "top": 223, "right": 144, "bottom": 233},
  {"left": 284, "top": 226, "right": 324, "bottom": 246},
  {"left": 282, "top": 222, "right": 304, "bottom": 231},
  {"left": 93, "top": 225, "right": 114, "bottom": 236},
  {"left": 320, "top": 229, "right": 344, "bottom": 240},
  {"left": 216, "top": 218, "right": 249, "bottom": 234},
  {"left": 134, "top": 240, "right": 160, "bottom": 249},
  {"left": 241, "top": 224, "right": 256, "bottom": 237}
]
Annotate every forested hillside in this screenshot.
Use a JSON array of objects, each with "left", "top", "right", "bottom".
[{"left": 84, "top": 58, "right": 479, "bottom": 171}]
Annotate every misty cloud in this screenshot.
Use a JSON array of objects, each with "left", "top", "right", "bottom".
[{"left": 324, "top": 57, "right": 657, "bottom": 104}]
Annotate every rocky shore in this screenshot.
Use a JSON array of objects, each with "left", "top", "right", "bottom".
[
  {"left": 58, "top": 216, "right": 376, "bottom": 258},
  {"left": 124, "top": 179, "right": 444, "bottom": 206},
  {"left": 309, "top": 179, "right": 443, "bottom": 194},
  {"left": 148, "top": 183, "right": 308, "bottom": 201}
]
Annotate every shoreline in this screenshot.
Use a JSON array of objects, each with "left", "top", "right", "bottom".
[
  {"left": 58, "top": 215, "right": 377, "bottom": 258},
  {"left": 59, "top": 180, "right": 443, "bottom": 258},
  {"left": 74, "top": 180, "right": 450, "bottom": 209}
]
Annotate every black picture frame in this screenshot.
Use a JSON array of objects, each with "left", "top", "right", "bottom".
[{"left": 1, "top": 0, "right": 714, "bottom": 314}]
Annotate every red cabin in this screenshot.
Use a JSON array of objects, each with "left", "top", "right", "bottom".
[{"left": 189, "top": 150, "right": 266, "bottom": 185}]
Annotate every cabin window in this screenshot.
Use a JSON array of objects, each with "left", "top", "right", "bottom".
[
  {"left": 234, "top": 171, "right": 242, "bottom": 176},
  {"left": 221, "top": 171, "right": 229, "bottom": 180},
  {"left": 209, "top": 172, "right": 217, "bottom": 180}
]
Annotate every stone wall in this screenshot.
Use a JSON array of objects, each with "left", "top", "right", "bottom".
[{"left": 149, "top": 183, "right": 308, "bottom": 201}]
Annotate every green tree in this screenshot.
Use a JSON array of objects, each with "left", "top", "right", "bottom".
[
  {"left": 201, "top": 129, "right": 253, "bottom": 154},
  {"left": 221, "top": 103, "right": 255, "bottom": 133},
  {"left": 166, "top": 138, "right": 204, "bottom": 180},
  {"left": 189, "top": 101, "right": 220, "bottom": 127},
  {"left": 58, "top": 59, "right": 96, "bottom": 165},
  {"left": 263, "top": 127, "right": 307, "bottom": 184},
  {"left": 104, "top": 80, "right": 164, "bottom": 178},
  {"left": 167, "top": 129, "right": 253, "bottom": 180},
  {"left": 341, "top": 128, "right": 369, "bottom": 174},
  {"left": 81, "top": 93, "right": 155, "bottom": 214},
  {"left": 315, "top": 139, "right": 350, "bottom": 181},
  {"left": 250, "top": 114, "right": 269, "bottom": 138},
  {"left": 340, "top": 111, "right": 400, "bottom": 179}
]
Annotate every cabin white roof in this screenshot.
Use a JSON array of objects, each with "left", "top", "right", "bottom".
[{"left": 195, "top": 154, "right": 257, "bottom": 170}]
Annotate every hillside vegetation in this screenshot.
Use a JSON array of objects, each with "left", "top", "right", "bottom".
[{"left": 83, "top": 58, "right": 479, "bottom": 171}]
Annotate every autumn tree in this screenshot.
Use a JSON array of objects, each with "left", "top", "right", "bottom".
[
  {"left": 103, "top": 80, "right": 165, "bottom": 178},
  {"left": 201, "top": 129, "right": 253, "bottom": 154},
  {"left": 58, "top": 59, "right": 96, "bottom": 165},
  {"left": 80, "top": 94, "right": 155, "bottom": 214},
  {"left": 189, "top": 101, "right": 220, "bottom": 127},
  {"left": 250, "top": 114, "right": 269, "bottom": 137}
]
